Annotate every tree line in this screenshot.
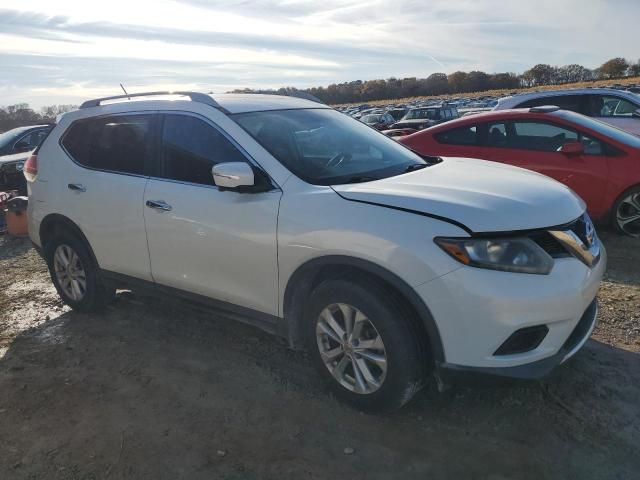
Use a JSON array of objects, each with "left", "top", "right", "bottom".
[
  {"left": 233, "top": 57, "right": 640, "bottom": 104},
  {"left": 0, "top": 104, "right": 77, "bottom": 133}
]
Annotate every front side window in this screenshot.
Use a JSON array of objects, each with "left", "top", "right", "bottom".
[
  {"left": 233, "top": 108, "right": 427, "bottom": 185},
  {"left": 62, "top": 115, "right": 151, "bottom": 175},
  {"left": 159, "top": 114, "right": 248, "bottom": 186},
  {"left": 510, "top": 121, "right": 578, "bottom": 152},
  {"left": 14, "top": 129, "right": 48, "bottom": 151},
  {"left": 436, "top": 125, "right": 478, "bottom": 145},
  {"left": 587, "top": 95, "right": 639, "bottom": 117}
]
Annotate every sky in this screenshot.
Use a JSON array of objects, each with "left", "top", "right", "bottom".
[{"left": 1, "top": 0, "right": 639, "bottom": 108}]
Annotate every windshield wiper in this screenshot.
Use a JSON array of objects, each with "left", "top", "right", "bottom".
[
  {"left": 341, "top": 175, "right": 379, "bottom": 184},
  {"left": 403, "top": 163, "right": 429, "bottom": 173}
]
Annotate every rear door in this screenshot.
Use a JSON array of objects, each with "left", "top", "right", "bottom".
[
  {"left": 480, "top": 119, "right": 609, "bottom": 217},
  {"left": 58, "top": 113, "right": 154, "bottom": 280},
  {"left": 143, "top": 112, "right": 281, "bottom": 315}
]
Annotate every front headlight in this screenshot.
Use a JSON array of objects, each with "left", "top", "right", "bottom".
[{"left": 435, "top": 237, "right": 554, "bottom": 275}]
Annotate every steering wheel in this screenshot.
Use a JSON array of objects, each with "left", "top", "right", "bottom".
[{"left": 325, "top": 152, "right": 349, "bottom": 168}]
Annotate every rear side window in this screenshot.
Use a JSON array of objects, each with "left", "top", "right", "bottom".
[
  {"left": 435, "top": 125, "right": 477, "bottom": 145},
  {"left": 159, "top": 114, "right": 248, "bottom": 186},
  {"left": 62, "top": 115, "right": 151, "bottom": 175}
]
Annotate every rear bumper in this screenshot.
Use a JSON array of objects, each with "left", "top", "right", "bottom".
[{"left": 437, "top": 299, "right": 598, "bottom": 382}]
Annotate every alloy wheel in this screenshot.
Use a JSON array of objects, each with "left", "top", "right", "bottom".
[
  {"left": 53, "top": 244, "right": 87, "bottom": 301},
  {"left": 316, "top": 303, "right": 388, "bottom": 394},
  {"left": 616, "top": 192, "right": 640, "bottom": 237}
]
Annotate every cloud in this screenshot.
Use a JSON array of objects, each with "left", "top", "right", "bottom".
[{"left": 0, "top": 0, "right": 639, "bottom": 107}]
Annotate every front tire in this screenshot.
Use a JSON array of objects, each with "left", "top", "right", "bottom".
[
  {"left": 304, "top": 279, "right": 428, "bottom": 412},
  {"left": 44, "top": 231, "right": 114, "bottom": 312}
]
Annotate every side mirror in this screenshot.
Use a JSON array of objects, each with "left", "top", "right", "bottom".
[
  {"left": 632, "top": 108, "right": 640, "bottom": 118},
  {"left": 557, "top": 141, "right": 584, "bottom": 156},
  {"left": 212, "top": 162, "right": 255, "bottom": 190}
]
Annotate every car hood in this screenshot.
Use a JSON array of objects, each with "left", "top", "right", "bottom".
[
  {"left": 0, "top": 150, "right": 32, "bottom": 166},
  {"left": 332, "top": 157, "right": 585, "bottom": 233}
]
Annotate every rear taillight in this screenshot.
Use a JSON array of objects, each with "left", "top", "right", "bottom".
[{"left": 24, "top": 154, "right": 38, "bottom": 182}]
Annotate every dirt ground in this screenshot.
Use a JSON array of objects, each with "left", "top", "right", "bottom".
[{"left": 0, "top": 231, "right": 638, "bottom": 480}]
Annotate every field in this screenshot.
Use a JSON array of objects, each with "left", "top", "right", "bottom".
[
  {"left": 331, "top": 76, "right": 640, "bottom": 107},
  {"left": 0, "top": 232, "right": 639, "bottom": 479}
]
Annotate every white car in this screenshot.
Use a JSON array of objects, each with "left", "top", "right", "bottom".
[
  {"left": 495, "top": 88, "right": 640, "bottom": 136},
  {"left": 25, "top": 92, "right": 605, "bottom": 411}
]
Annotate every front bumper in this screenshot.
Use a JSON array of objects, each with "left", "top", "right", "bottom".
[
  {"left": 416, "top": 244, "right": 606, "bottom": 376},
  {"left": 437, "top": 299, "right": 598, "bottom": 381}
]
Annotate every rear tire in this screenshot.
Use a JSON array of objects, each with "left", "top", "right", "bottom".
[
  {"left": 304, "top": 278, "right": 428, "bottom": 412},
  {"left": 611, "top": 186, "right": 640, "bottom": 238},
  {"left": 44, "top": 231, "right": 114, "bottom": 312}
]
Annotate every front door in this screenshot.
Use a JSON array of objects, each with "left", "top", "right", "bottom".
[{"left": 143, "top": 113, "right": 281, "bottom": 315}]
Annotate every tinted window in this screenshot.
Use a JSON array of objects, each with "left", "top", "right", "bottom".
[
  {"left": 16, "top": 128, "right": 49, "bottom": 150},
  {"left": 160, "top": 115, "right": 248, "bottom": 186},
  {"left": 63, "top": 115, "right": 151, "bottom": 175},
  {"left": 518, "top": 95, "right": 582, "bottom": 113},
  {"left": 435, "top": 125, "right": 477, "bottom": 145},
  {"left": 587, "top": 95, "right": 639, "bottom": 117},
  {"left": 486, "top": 122, "right": 508, "bottom": 147},
  {"left": 511, "top": 122, "right": 578, "bottom": 151}
]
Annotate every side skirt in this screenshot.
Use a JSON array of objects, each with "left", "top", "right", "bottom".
[{"left": 100, "top": 270, "right": 288, "bottom": 339}]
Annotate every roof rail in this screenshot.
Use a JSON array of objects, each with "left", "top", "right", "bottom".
[{"left": 79, "top": 91, "right": 228, "bottom": 112}]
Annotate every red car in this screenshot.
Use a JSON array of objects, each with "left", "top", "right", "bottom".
[{"left": 400, "top": 106, "right": 640, "bottom": 237}]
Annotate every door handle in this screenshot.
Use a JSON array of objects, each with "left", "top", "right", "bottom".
[
  {"left": 146, "top": 200, "right": 172, "bottom": 212},
  {"left": 68, "top": 183, "right": 86, "bottom": 192}
]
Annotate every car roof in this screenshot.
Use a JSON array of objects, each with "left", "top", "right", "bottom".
[
  {"left": 77, "top": 92, "right": 328, "bottom": 115},
  {"left": 412, "top": 108, "right": 587, "bottom": 132},
  {"left": 212, "top": 94, "right": 329, "bottom": 114},
  {"left": 497, "top": 88, "right": 640, "bottom": 108}
]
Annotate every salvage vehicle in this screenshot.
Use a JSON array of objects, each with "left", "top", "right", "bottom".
[
  {"left": 26, "top": 92, "right": 605, "bottom": 411},
  {"left": 400, "top": 106, "right": 640, "bottom": 237},
  {"left": 494, "top": 88, "right": 640, "bottom": 136}
]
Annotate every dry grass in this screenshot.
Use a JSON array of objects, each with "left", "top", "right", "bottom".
[{"left": 331, "top": 76, "right": 640, "bottom": 107}]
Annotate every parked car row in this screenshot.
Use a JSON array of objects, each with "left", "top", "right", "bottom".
[{"left": 337, "top": 86, "right": 640, "bottom": 138}]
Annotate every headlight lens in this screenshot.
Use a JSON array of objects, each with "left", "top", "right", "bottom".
[{"left": 435, "top": 237, "right": 554, "bottom": 274}]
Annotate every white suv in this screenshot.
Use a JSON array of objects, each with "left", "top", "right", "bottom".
[{"left": 25, "top": 92, "right": 605, "bottom": 411}]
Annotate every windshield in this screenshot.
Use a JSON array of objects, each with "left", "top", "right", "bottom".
[
  {"left": 556, "top": 111, "right": 640, "bottom": 149},
  {"left": 404, "top": 108, "right": 437, "bottom": 120},
  {"left": 233, "top": 109, "right": 427, "bottom": 185},
  {"left": 0, "top": 127, "right": 29, "bottom": 150},
  {"left": 361, "top": 114, "right": 382, "bottom": 123}
]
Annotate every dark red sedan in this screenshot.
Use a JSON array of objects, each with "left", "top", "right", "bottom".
[{"left": 400, "top": 107, "right": 640, "bottom": 236}]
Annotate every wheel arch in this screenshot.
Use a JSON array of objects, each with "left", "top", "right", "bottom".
[
  {"left": 283, "top": 255, "right": 445, "bottom": 364},
  {"left": 39, "top": 214, "right": 99, "bottom": 266}
]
